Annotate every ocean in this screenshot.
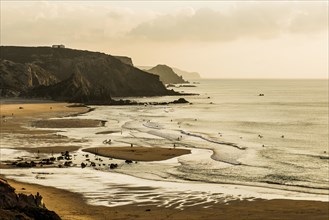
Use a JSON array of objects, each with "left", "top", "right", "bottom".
[{"left": 1, "top": 79, "right": 328, "bottom": 207}]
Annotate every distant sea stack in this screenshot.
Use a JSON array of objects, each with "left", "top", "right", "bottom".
[
  {"left": 0, "top": 46, "right": 178, "bottom": 102},
  {"left": 146, "top": 64, "right": 188, "bottom": 84}
]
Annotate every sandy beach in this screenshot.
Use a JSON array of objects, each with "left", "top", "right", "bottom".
[
  {"left": 4, "top": 178, "right": 329, "bottom": 220},
  {"left": 83, "top": 146, "right": 191, "bottom": 161},
  {"left": 1, "top": 101, "right": 328, "bottom": 220}
]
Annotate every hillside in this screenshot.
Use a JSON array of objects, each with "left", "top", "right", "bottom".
[
  {"left": 0, "top": 178, "right": 61, "bottom": 220},
  {"left": 146, "top": 64, "right": 187, "bottom": 84},
  {"left": 0, "top": 46, "right": 177, "bottom": 102}
]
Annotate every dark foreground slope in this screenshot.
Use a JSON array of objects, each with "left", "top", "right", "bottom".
[
  {"left": 0, "top": 46, "right": 176, "bottom": 102},
  {"left": 0, "top": 178, "right": 61, "bottom": 220}
]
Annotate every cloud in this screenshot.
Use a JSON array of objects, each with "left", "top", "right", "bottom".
[
  {"left": 128, "top": 2, "right": 328, "bottom": 42},
  {"left": 0, "top": 1, "right": 151, "bottom": 46}
]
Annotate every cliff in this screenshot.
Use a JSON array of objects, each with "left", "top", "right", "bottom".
[
  {"left": 114, "top": 56, "right": 134, "bottom": 66},
  {"left": 0, "top": 178, "right": 61, "bottom": 220},
  {"left": 146, "top": 64, "right": 187, "bottom": 84},
  {"left": 172, "top": 67, "right": 201, "bottom": 80},
  {"left": 0, "top": 46, "right": 177, "bottom": 102},
  {"left": 0, "top": 59, "right": 58, "bottom": 97}
]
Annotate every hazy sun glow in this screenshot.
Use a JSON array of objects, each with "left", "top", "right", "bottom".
[{"left": 1, "top": 1, "right": 328, "bottom": 78}]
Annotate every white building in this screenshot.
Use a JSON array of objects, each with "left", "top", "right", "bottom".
[{"left": 52, "top": 44, "right": 65, "bottom": 48}]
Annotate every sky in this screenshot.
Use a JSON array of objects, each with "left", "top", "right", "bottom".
[{"left": 1, "top": 1, "right": 328, "bottom": 78}]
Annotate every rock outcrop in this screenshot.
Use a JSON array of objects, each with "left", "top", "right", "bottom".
[
  {"left": 0, "top": 46, "right": 177, "bottom": 102},
  {"left": 146, "top": 64, "right": 187, "bottom": 84},
  {"left": 138, "top": 66, "right": 201, "bottom": 81},
  {"left": 0, "top": 59, "right": 59, "bottom": 97},
  {"left": 0, "top": 178, "right": 61, "bottom": 220},
  {"left": 114, "top": 56, "right": 134, "bottom": 66}
]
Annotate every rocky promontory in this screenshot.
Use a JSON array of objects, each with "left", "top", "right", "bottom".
[
  {"left": 146, "top": 64, "right": 188, "bottom": 84},
  {"left": 0, "top": 46, "right": 178, "bottom": 102}
]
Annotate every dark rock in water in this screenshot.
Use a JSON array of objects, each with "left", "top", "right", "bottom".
[
  {"left": 171, "top": 98, "right": 189, "bottom": 104},
  {"left": 178, "top": 84, "right": 196, "bottom": 88},
  {"left": 16, "top": 161, "right": 36, "bottom": 168},
  {"left": 49, "top": 157, "right": 56, "bottom": 161},
  {"left": 63, "top": 161, "right": 72, "bottom": 167},
  {"left": 86, "top": 97, "right": 190, "bottom": 106},
  {"left": 125, "top": 160, "right": 133, "bottom": 164},
  {"left": 41, "top": 159, "right": 53, "bottom": 165},
  {"left": 320, "top": 156, "right": 329, "bottom": 160},
  {"left": 109, "top": 163, "right": 118, "bottom": 169},
  {"left": 0, "top": 46, "right": 178, "bottom": 102},
  {"left": 0, "top": 178, "right": 61, "bottom": 220}
]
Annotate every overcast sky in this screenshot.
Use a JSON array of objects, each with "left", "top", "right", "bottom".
[{"left": 1, "top": 1, "right": 328, "bottom": 78}]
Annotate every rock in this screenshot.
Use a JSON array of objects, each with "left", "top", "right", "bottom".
[
  {"left": 63, "top": 161, "right": 72, "bottom": 167},
  {"left": 16, "top": 162, "right": 36, "bottom": 168},
  {"left": 125, "top": 160, "right": 133, "bottom": 164},
  {"left": 146, "top": 64, "right": 188, "bottom": 84},
  {"left": 109, "top": 163, "right": 118, "bottom": 169},
  {"left": 171, "top": 98, "right": 189, "bottom": 104},
  {"left": 0, "top": 178, "right": 61, "bottom": 219}
]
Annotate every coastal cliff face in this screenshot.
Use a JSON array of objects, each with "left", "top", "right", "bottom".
[
  {"left": 146, "top": 64, "right": 187, "bottom": 84},
  {"left": 0, "top": 46, "right": 177, "bottom": 102},
  {"left": 172, "top": 67, "right": 201, "bottom": 80},
  {"left": 0, "top": 59, "right": 59, "bottom": 97},
  {"left": 114, "top": 56, "right": 134, "bottom": 66},
  {"left": 0, "top": 179, "right": 61, "bottom": 220}
]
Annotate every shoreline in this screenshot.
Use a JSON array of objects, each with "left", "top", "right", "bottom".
[
  {"left": 2, "top": 176, "right": 328, "bottom": 220},
  {"left": 1, "top": 100, "right": 329, "bottom": 219}
]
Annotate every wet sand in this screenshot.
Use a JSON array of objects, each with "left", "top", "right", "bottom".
[
  {"left": 83, "top": 146, "right": 191, "bottom": 161},
  {"left": 1, "top": 101, "right": 329, "bottom": 219},
  {"left": 0, "top": 102, "right": 89, "bottom": 134},
  {"left": 32, "top": 118, "right": 106, "bottom": 128},
  {"left": 4, "top": 178, "right": 329, "bottom": 220},
  {"left": 15, "top": 146, "right": 81, "bottom": 154}
]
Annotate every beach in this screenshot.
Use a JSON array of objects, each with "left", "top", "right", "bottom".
[
  {"left": 1, "top": 86, "right": 329, "bottom": 220},
  {"left": 5, "top": 178, "right": 329, "bottom": 220},
  {"left": 1, "top": 0, "right": 328, "bottom": 218}
]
